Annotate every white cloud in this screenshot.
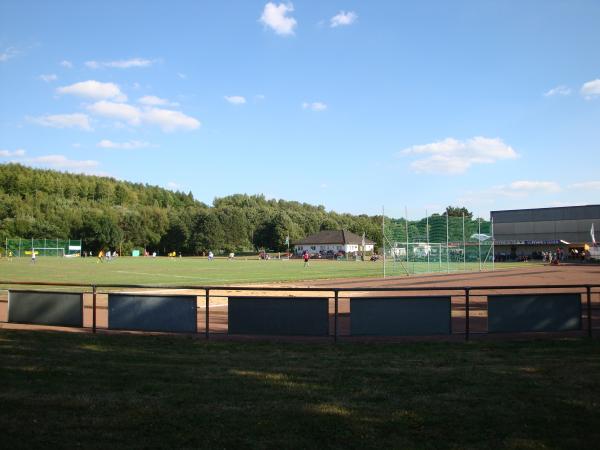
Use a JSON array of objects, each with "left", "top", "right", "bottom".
[
  {"left": 167, "top": 181, "right": 181, "bottom": 190},
  {"left": 29, "top": 113, "right": 92, "bottom": 131},
  {"left": 400, "top": 136, "right": 519, "bottom": 174},
  {"left": 0, "top": 149, "right": 26, "bottom": 157},
  {"left": 177, "top": 72, "right": 187, "bottom": 79},
  {"left": 260, "top": 2, "right": 297, "bottom": 36},
  {"left": 507, "top": 180, "right": 561, "bottom": 193},
  {"left": 544, "top": 85, "right": 571, "bottom": 97},
  {"left": 87, "top": 101, "right": 200, "bottom": 131},
  {"left": 302, "top": 101, "right": 327, "bottom": 111},
  {"left": 23, "top": 154, "right": 99, "bottom": 170},
  {"left": 97, "top": 139, "right": 150, "bottom": 150},
  {"left": 581, "top": 79, "right": 600, "bottom": 99},
  {"left": 225, "top": 95, "right": 247, "bottom": 105},
  {"left": 143, "top": 107, "right": 200, "bottom": 132},
  {"left": 60, "top": 60, "right": 73, "bottom": 68},
  {"left": 138, "top": 95, "right": 178, "bottom": 107},
  {"left": 569, "top": 181, "right": 600, "bottom": 190},
  {"left": 57, "top": 80, "right": 127, "bottom": 101},
  {"left": 330, "top": 11, "right": 358, "bottom": 28},
  {"left": 85, "top": 58, "right": 156, "bottom": 69},
  {"left": 255, "top": 94, "right": 266, "bottom": 101},
  {"left": 0, "top": 46, "right": 19, "bottom": 62},
  {"left": 0, "top": 148, "right": 102, "bottom": 174},
  {"left": 39, "top": 74, "right": 58, "bottom": 82},
  {"left": 87, "top": 101, "right": 142, "bottom": 125},
  {"left": 458, "top": 180, "right": 563, "bottom": 208}
]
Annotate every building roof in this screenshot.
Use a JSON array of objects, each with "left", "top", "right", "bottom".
[
  {"left": 294, "top": 230, "right": 375, "bottom": 246},
  {"left": 491, "top": 204, "right": 600, "bottom": 223}
]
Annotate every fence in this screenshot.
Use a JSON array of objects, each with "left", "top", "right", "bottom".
[
  {"left": 1, "top": 281, "right": 599, "bottom": 341},
  {"left": 383, "top": 211, "right": 494, "bottom": 276},
  {"left": 4, "top": 239, "right": 82, "bottom": 257}
]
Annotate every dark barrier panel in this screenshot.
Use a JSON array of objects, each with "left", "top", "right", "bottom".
[
  {"left": 108, "top": 294, "right": 197, "bottom": 333},
  {"left": 8, "top": 290, "right": 83, "bottom": 327},
  {"left": 228, "top": 297, "right": 329, "bottom": 336},
  {"left": 488, "top": 294, "right": 581, "bottom": 333},
  {"left": 350, "top": 297, "right": 452, "bottom": 336}
]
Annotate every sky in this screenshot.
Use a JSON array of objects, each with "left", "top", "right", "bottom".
[{"left": 1, "top": 0, "right": 599, "bottom": 219}]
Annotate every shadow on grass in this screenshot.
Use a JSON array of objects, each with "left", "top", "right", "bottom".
[{"left": 0, "top": 330, "right": 599, "bottom": 449}]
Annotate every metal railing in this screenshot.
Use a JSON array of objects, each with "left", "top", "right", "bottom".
[{"left": 0, "top": 280, "right": 599, "bottom": 341}]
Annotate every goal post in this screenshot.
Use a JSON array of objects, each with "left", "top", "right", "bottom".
[{"left": 5, "top": 238, "right": 82, "bottom": 257}]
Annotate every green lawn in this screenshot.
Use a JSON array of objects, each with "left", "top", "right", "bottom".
[
  {"left": 0, "top": 330, "right": 599, "bottom": 449},
  {"left": 0, "top": 256, "right": 537, "bottom": 286}
]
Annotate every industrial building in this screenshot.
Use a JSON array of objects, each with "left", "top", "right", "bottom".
[{"left": 491, "top": 205, "right": 599, "bottom": 261}]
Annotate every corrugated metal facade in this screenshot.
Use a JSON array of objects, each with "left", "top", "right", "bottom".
[{"left": 491, "top": 205, "right": 600, "bottom": 245}]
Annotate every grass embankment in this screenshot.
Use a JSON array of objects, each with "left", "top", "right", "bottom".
[
  {"left": 0, "top": 256, "right": 534, "bottom": 286},
  {"left": 0, "top": 330, "right": 599, "bottom": 449}
]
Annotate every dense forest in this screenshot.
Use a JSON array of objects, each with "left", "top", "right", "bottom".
[
  {"left": 0, "top": 164, "right": 486, "bottom": 255},
  {"left": 0, "top": 164, "right": 388, "bottom": 254}
]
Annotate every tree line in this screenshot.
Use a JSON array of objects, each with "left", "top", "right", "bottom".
[{"left": 0, "top": 164, "right": 484, "bottom": 255}]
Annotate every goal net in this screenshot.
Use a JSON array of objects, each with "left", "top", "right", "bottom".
[{"left": 5, "top": 239, "right": 82, "bottom": 257}]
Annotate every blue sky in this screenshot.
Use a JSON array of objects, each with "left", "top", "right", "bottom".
[{"left": 1, "top": 0, "right": 599, "bottom": 219}]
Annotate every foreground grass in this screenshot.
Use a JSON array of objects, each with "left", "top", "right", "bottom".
[
  {"left": 0, "top": 256, "right": 532, "bottom": 286},
  {"left": 0, "top": 331, "right": 599, "bottom": 449}
]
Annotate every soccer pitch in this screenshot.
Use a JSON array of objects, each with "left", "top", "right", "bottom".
[{"left": 0, "top": 256, "right": 538, "bottom": 286}]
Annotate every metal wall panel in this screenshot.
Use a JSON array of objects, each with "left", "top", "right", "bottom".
[
  {"left": 8, "top": 290, "right": 83, "bottom": 327},
  {"left": 488, "top": 294, "right": 581, "bottom": 333},
  {"left": 108, "top": 294, "right": 197, "bottom": 333},
  {"left": 228, "top": 297, "right": 329, "bottom": 336},
  {"left": 532, "top": 221, "right": 556, "bottom": 234},
  {"left": 350, "top": 297, "right": 451, "bottom": 336},
  {"left": 492, "top": 205, "right": 600, "bottom": 224},
  {"left": 514, "top": 222, "right": 534, "bottom": 234}
]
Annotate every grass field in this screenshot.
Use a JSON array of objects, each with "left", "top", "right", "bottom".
[
  {"left": 0, "top": 256, "right": 538, "bottom": 286},
  {"left": 1, "top": 330, "right": 599, "bottom": 449}
]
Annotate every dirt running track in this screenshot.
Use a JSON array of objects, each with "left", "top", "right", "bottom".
[{"left": 1, "top": 264, "right": 599, "bottom": 339}]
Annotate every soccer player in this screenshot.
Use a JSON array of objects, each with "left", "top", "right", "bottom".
[
  {"left": 31, "top": 250, "right": 36, "bottom": 264},
  {"left": 303, "top": 251, "right": 310, "bottom": 267}
]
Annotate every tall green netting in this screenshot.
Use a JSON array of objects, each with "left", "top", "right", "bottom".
[{"left": 383, "top": 212, "right": 494, "bottom": 276}]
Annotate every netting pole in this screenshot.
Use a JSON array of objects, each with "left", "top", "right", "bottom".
[
  {"left": 446, "top": 212, "right": 450, "bottom": 273},
  {"left": 4, "top": 238, "right": 7, "bottom": 258},
  {"left": 57, "top": 238, "right": 59, "bottom": 257},
  {"left": 19, "top": 238, "right": 21, "bottom": 257},
  {"left": 462, "top": 213, "right": 466, "bottom": 272},
  {"left": 426, "top": 209, "right": 430, "bottom": 273},
  {"left": 478, "top": 217, "right": 482, "bottom": 271},
  {"left": 405, "top": 206, "right": 409, "bottom": 272},
  {"left": 382, "top": 206, "right": 386, "bottom": 278},
  {"left": 491, "top": 217, "right": 495, "bottom": 272}
]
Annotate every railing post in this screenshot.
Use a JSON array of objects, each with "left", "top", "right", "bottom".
[
  {"left": 205, "top": 289, "right": 210, "bottom": 340},
  {"left": 465, "top": 288, "right": 470, "bottom": 341},
  {"left": 92, "top": 285, "right": 97, "bottom": 334},
  {"left": 334, "top": 290, "right": 339, "bottom": 343},
  {"left": 587, "top": 286, "right": 592, "bottom": 338}
]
